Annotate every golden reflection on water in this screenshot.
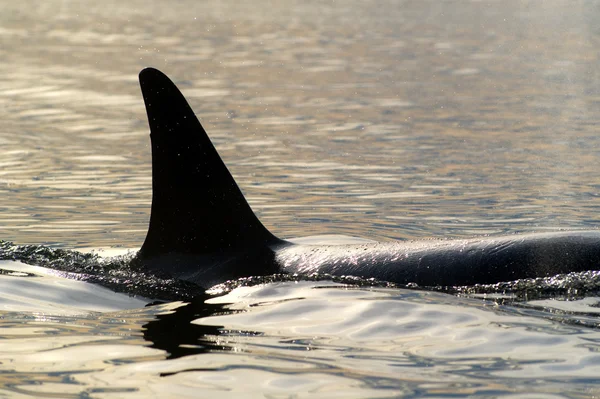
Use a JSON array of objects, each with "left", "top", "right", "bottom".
[
  {"left": 0, "top": 0, "right": 599, "bottom": 252},
  {"left": 0, "top": 306, "right": 166, "bottom": 398},
  {"left": 2, "top": 2, "right": 600, "bottom": 397}
]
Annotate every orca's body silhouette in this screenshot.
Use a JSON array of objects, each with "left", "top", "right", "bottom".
[{"left": 136, "top": 68, "right": 600, "bottom": 289}]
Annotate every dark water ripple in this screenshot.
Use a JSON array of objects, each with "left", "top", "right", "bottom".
[{"left": 0, "top": 241, "right": 202, "bottom": 301}]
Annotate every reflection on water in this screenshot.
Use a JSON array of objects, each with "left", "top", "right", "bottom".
[
  {"left": 0, "top": 303, "right": 168, "bottom": 398},
  {"left": 2, "top": 0, "right": 600, "bottom": 397},
  {"left": 0, "top": 283, "right": 594, "bottom": 398},
  {"left": 1, "top": 1, "right": 600, "bottom": 249},
  {"left": 143, "top": 293, "right": 235, "bottom": 361}
]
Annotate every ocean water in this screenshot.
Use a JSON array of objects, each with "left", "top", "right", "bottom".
[{"left": 2, "top": 0, "right": 600, "bottom": 397}]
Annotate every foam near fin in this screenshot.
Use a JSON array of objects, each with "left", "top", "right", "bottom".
[{"left": 138, "top": 68, "right": 280, "bottom": 258}]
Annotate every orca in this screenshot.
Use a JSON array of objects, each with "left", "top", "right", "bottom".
[{"left": 136, "top": 67, "right": 600, "bottom": 290}]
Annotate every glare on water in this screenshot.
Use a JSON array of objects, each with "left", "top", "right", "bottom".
[{"left": 1, "top": 0, "right": 600, "bottom": 397}]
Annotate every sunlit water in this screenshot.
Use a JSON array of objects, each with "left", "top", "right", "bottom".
[{"left": 1, "top": 0, "right": 600, "bottom": 397}]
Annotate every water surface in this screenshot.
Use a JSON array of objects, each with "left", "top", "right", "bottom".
[{"left": 1, "top": 0, "right": 600, "bottom": 397}]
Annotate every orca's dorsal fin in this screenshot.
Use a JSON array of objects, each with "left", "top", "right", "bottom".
[{"left": 138, "top": 67, "right": 281, "bottom": 258}]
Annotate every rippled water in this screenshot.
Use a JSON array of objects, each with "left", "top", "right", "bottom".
[{"left": 2, "top": 0, "right": 600, "bottom": 397}]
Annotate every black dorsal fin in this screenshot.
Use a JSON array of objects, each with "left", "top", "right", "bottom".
[{"left": 138, "top": 67, "right": 280, "bottom": 258}]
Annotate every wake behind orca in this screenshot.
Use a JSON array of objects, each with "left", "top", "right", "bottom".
[{"left": 135, "top": 67, "right": 600, "bottom": 290}]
